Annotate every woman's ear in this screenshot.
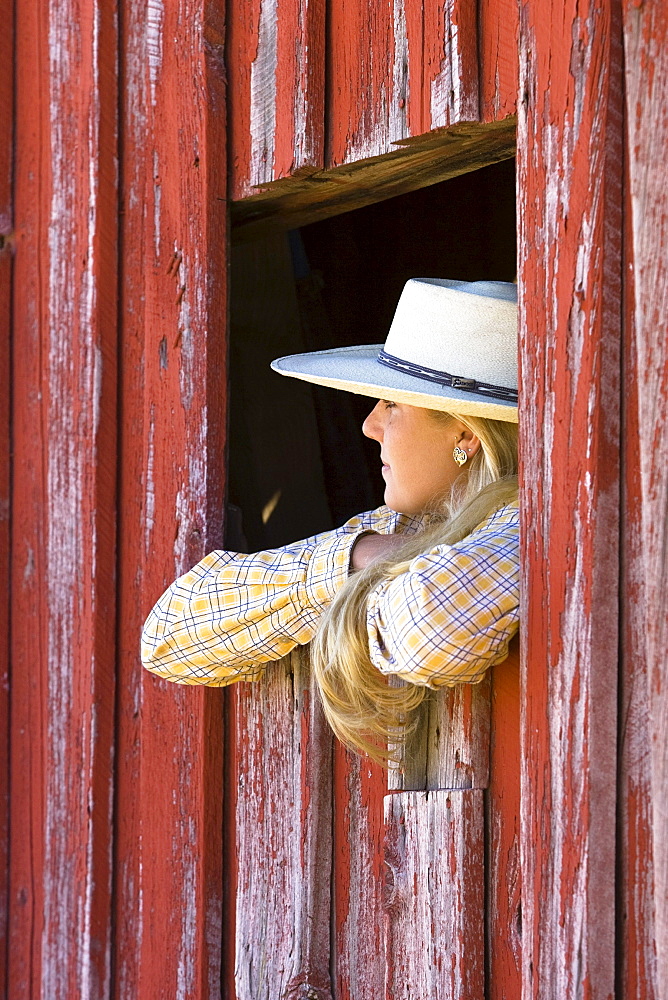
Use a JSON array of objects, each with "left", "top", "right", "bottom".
[{"left": 454, "top": 424, "right": 482, "bottom": 460}]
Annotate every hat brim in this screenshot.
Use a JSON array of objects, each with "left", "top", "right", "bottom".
[{"left": 271, "top": 345, "right": 518, "bottom": 423}]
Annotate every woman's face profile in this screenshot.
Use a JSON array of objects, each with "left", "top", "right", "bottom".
[{"left": 362, "top": 400, "right": 480, "bottom": 515}]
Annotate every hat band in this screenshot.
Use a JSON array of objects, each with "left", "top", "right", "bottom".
[{"left": 377, "top": 350, "right": 518, "bottom": 404}]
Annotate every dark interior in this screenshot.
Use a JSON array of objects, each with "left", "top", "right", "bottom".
[{"left": 228, "top": 157, "right": 517, "bottom": 552}]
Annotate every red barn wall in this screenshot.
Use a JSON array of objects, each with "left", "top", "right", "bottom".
[
  {"left": 227, "top": 0, "right": 518, "bottom": 199},
  {"left": 2, "top": 0, "right": 666, "bottom": 997}
]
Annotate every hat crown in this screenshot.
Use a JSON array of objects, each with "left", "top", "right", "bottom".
[{"left": 383, "top": 278, "right": 518, "bottom": 392}]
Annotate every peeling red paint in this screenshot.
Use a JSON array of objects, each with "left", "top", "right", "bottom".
[
  {"left": 0, "top": 0, "right": 12, "bottom": 987},
  {"left": 229, "top": 0, "right": 518, "bottom": 197},
  {"left": 113, "top": 0, "right": 227, "bottom": 997},
  {"left": 622, "top": 4, "right": 668, "bottom": 994},
  {"left": 384, "top": 790, "right": 485, "bottom": 998},
  {"left": 233, "top": 652, "right": 333, "bottom": 1000},
  {"left": 5, "top": 0, "right": 668, "bottom": 997},
  {"left": 517, "top": 1, "right": 622, "bottom": 996}
]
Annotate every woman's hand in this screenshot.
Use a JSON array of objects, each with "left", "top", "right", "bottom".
[{"left": 350, "top": 532, "right": 407, "bottom": 572}]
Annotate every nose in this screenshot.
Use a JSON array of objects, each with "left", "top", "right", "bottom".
[{"left": 362, "top": 400, "right": 385, "bottom": 442}]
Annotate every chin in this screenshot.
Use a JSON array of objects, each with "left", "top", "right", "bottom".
[{"left": 384, "top": 489, "right": 422, "bottom": 517}]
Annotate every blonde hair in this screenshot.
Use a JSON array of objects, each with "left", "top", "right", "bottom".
[{"left": 311, "top": 411, "right": 519, "bottom": 765}]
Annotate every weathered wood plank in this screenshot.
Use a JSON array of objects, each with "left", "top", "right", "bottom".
[
  {"left": 227, "top": 0, "right": 326, "bottom": 198},
  {"left": 332, "top": 747, "right": 387, "bottom": 1000},
  {"left": 231, "top": 118, "right": 516, "bottom": 243},
  {"left": 618, "top": 283, "right": 658, "bottom": 999},
  {"left": 413, "top": 0, "right": 479, "bottom": 133},
  {"left": 479, "top": 0, "right": 518, "bottom": 122},
  {"left": 228, "top": 0, "right": 485, "bottom": 195},
  {"left": 517, "top": 1, "right": 622, "bottom": 996},
  {"left": 327, "top": 0, "right": 479, "bottom": 168},
  {"left": 622, "top": 5, "right": 668, "bottom": 995},
  {"left": 389, "top": 676, "right": 491, "bottom": 791},
  {"left": 233, "top": 651, "right": 333, "bottom": 1000},
  {"left": 384, "top": 789, "right": 485, "bottom": 999},
  {"left": 0, "top": 0, "right": 12, "bottom": 983},
  {"left": 325, "top": 0, "right": 395, "bottom": 165},
  {"left": 9, "top": 0, "right": 118, "bottom": 995},
  {"left": 114, "top": 1, "right": 227, "bottom": 997},
  {"left": 487, "top": 646, "right": 522, "bottom": 1000}
]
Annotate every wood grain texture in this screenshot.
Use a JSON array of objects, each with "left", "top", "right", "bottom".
[
  {"left": 227, "top": 0, "right": 325, "bottom": 198},
  {"left": 410, "top": 0, "right": 479, "bottom": 133},
  {"left": 332, "top": 747, "right": 387, "bottom": 1000},
  {"left": 114, "top": 0, "right": 227, "bottom": 996},
  {"left": 622, "top": 5, "right": 668, "bottom": 995},
  {"left": 233, "top": 651, "right": 333, "bottom": 1000},
  {"left": 384, "top": 789, "right": 485, "bottom": 999},
  {"left": 0, "top": 0, "right": 12, "bottom": 983},
  {"left": 229, "top": 0, "right": 485, "bottom": 196},
  {"left": 326, "top": 0, "right": 479, "bottom": 166},
  {"left": 517, "top": 1, "right": 622, "bottom": 997},
  {"left": 479, "top": 0, "right": 518, "bottom": 122},
  {"left": 232, "top": 118, "right": 517, "bottom": 243},
  {"left": 618, "top": 272, "right": 658, "bottom": 999},
  {"left": 9, "top": 0, "right": 118, "bottom": 995},
  {"left": 487, "top": 647, "right": 522, "bottom": 1000},
  {"left": 389, "top": 676, "right": 491, "bottom": 791}
]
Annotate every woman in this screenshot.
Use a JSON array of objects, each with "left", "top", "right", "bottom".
[{"left": 142, "top": 278, "right": 519, "bottom": 763}]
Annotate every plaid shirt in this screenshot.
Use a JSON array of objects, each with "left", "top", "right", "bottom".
[{"left": 141, "top": 502, "right": 519, "bottom": 689}]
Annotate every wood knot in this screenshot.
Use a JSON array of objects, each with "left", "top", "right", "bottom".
[
  {"left": 383, "top": 849, "right": 407, "bottom": 917},
  {"left": 283, "top": 978, "right": 332, "bottom": 1000}
]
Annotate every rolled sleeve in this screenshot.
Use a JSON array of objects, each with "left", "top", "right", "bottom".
[
  {"left": 141, "top": 505, "right": 422, "bottom": 686},
  {"left": 365, "top": 504, "right": 520, "bottom": 688}
]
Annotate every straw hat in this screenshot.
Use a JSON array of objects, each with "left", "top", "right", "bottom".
[{"left": 271, "top": 278, "right": 518, "bottom": 423}]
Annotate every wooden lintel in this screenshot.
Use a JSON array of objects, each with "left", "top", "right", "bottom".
[{"left": 231, "top": 117, "right": 516, "bottom": 242}]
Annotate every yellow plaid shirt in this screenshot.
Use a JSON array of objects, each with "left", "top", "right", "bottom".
[{"left": 141, "top": 501, "right": 519, "bottom": 689}]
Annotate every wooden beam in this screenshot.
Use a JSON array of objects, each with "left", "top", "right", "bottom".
[
  {"left": 114, "top": 0, "right": 227, "bottom": 996},
  {"left": 0, "top": 0, "right": 13, "bottom": 983},
  {"left": 227, "top": 0, "right": 326, "bottom": 198},
  {"left": 331, "top": 747, "right": 387, "bottom": 1000},
  {"left": 232, "top": 652, "right": 333, "bottom": 1000},
  {"left": 10, "top": 0, "right": 118, "bottom": 993},
  {"left": 517, "top": 1, "right": 622, "bottom": 996},
  {"left": 487, "top": 649, "right": 522, "bottom": 1000},
  {"left": 622, "top": 3, "right": 668, "bottom": 995},
  {"left": 231, "top": 118, "right": 516, "bottom": 244},
  {"left": 384, "top": 789, "right": 485, "bottom": 999},
  {"left": 618, "top": 259, "right": 659, "bottom": 999}
]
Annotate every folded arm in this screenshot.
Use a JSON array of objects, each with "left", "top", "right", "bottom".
[
  {"left": 141, "top": 506, "right": 422, "bottom": 685},
  {"left": 365, "top": 503, "right": 520, "bottom": 688}
]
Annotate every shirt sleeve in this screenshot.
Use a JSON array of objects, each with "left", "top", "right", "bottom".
[
  {"left": 141, "top": 506, "right": 422, "bottom": 686},
  {"left": 365, "top": 503, "right": 520, "bottom": 688}
]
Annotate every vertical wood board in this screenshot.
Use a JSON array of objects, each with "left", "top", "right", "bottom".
[
  {"left": 622, "top": 5, "right": 668, "bottom": 995},
  {"left": 487, "top": 648, "right": 522, "bottom": 1000},
  {"left": 10, "top": 0, "right": 118, "bottom": 994},
  {"left": 389, "top": 675, "right": 491, "bottom": 791},
  {"left": 228, "top": 0, "right": 489, "bottom": 195},
  {"left": 618, "top": 261, "right": 658, "bottom": 999},
  {"left": 226, "top": 0, "right": 326, "bottom": 198},
  {"left": 233, "top": 652, "right": 333, "bottom": 1000},
  {"left": 384, "top": 789, "right": 485, "bottom": 1000},
  {"left": 479, "top": 0, "right": 518, "bottom": 123},
  {"left": 0, "top": 0, "right": 13, "bottom": 984},
  {"left": 326, "top": 0, "right": 479, "bottom": 167},
  {"left": 517, "top": 0, "right": 622, "bottom": 996},
  {"left": 332, "top": 748, "right": 387, "bottom": 1000},
  {"left": 114, "top": 1, "right": 227, "bottom": 997}
]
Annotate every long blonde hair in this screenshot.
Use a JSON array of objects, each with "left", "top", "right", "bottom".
[{"left": 310, "top": 411, "right": 519, "bottom": 765}]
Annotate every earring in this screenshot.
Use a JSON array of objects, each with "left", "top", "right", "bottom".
[{"left": 453, "top": 444, "right": 468, "bottom": 467}]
